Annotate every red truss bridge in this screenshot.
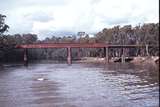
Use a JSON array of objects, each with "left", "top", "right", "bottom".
[{"left": 16, "top": 43, "right": 158, "bottom": 65}]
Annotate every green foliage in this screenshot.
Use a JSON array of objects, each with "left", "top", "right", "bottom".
[{"left": 95, "top": 23, "right": 159, "bottom": 46}]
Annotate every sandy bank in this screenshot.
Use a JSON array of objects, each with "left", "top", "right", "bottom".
[
  {"left": 76, "top": 56, "right": 159, "bottom": 65},
  {"left": 130, "top": 56, "right": 159, "bottom": 65}
]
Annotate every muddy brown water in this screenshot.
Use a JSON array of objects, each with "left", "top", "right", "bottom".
[{"left": 0, "top": 62, "right": 159, "bottom": 107}]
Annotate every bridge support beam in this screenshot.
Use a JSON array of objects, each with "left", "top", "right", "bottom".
[
  {"left": 67, "top": 47, "right": 72, "bottom": 65},
  {"left": 121, "top": 48, "right": 125, "bottom": 63},
  {"left": 105, "top": 47, "right": 109, "bottom": 63},
  {"left": 103, "top": 47, "right": 106, "bottom": 57},
  {"left": 24, "top": 48, "right": 28, "bottom": 66}
]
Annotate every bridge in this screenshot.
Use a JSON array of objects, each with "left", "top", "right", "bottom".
[{"left": 16, "top": 43, "right": 158, "bottom": 65}]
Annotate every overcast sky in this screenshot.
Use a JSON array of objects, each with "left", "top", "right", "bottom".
[{"left": 0, "top": 0, "right": 159, "bottom": 39}]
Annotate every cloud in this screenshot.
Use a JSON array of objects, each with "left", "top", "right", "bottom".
[
  {"left": 0, "top": 0, "right": 68, "bottom": 10},
  {"left": 90, "top": 0, "right": 102, "bottom": 4},
  {"left": 36, "top": 29, "right": 76, "bottom": 40},
  {"left": 25, "top": 11, "right": 54, "bottom": 22},
  {"left": 1, "top": 0, "right": 158, "bottom": 39}
]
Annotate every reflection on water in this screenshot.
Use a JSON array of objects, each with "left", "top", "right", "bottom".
[{"left": 0, "top": 62, "right": 159, "bottom": 107}]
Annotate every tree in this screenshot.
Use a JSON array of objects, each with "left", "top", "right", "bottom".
[
  {"left": 22, "top": 34, "right": 38, "bottom": 44},
  {"left": 0, "top": 14, "right": 9, "bottom": 35}
]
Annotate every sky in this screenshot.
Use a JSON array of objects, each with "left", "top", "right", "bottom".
[{"left": 0, "top": 0, "right": 159, "bottom": 40}]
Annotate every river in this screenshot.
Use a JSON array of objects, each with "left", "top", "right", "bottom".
[{"left": 0, "top": 62, "right": 159, "bottom": 107}]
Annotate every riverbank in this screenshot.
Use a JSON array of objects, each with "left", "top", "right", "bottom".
[
  {"left": 0, "top": 56, "right": 159, "bottom": 67},
  {"left": 130, "top": 56, "right": 159, "bottom": 65},
  {"left": 76, "top": 56, "right": 159, "bottom": 66}
]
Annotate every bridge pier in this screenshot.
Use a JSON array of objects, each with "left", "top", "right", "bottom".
[
  {"left": 105, "top": 47, "right": 109, "bottom": 63},
  {"left": 67, "top": 47, "right": 72, "bottom": 65},
  {"left": 24, "top": 48, "right": 28, "bottom": 66},
  {"left": 121, "top": 48, "right": 125, "bottom": 63},
  {"left": 103, "top": 47, "right": 106, "bottom": 57}
]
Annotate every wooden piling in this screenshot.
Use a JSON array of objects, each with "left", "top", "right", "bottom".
[
  {"left": 121, "top": 48, "right": 125, "bottom": 63},
  {"left": 24, "top": 48, "right": 28, "bottom": 66},
  {"left": 105, "top": 47, "right": 109, "bottom": 63},
  {"left": 103, "top": 47, "right": 106, "bottom": 57},
  {"left": 67, "top": 47, "right": 71, "bottom": 65}
]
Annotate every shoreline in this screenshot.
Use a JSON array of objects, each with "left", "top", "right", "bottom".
[
  {"left": 76, "top": 56, "right": 159, "bottom": 65},
  {"left": 0, "top": 56, "right": 159, "bottom": 66}
]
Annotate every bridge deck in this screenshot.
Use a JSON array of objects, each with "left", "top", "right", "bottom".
[{"left": 16, "top": 43, "right": 157, "bottom": 49}]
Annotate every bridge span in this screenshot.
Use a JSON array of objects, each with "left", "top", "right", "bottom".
[{"left": 16, "top": 43, "right": 157, "bottom": 65}]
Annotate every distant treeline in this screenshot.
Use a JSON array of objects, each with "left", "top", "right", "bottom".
[{"left": 0, "top": 14, "right": 159, "bottom": 62}]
